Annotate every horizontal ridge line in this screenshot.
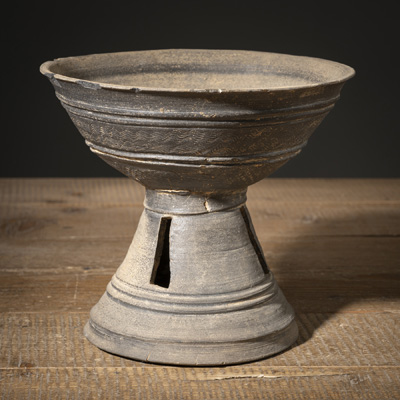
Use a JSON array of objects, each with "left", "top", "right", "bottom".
[
  {"left": 87, "top": 141, "right": 307, "bottom": 166},
  {"left": 57, "top": 92, "right": 339, "bottom": 125}
]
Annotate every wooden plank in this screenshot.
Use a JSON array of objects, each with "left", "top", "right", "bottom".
[
  {"left": 250, "top": 178, "right": 400, "bottom": 203},
  {"left": 0, "top": 178, "right": 399, "bottom": 399},
  {"left": 1, "top": 201, "right": 399, "bottom": 243},
  {"left": 0, "top": 178, "right": 145, "bottom": 206},
  {"left": 0, "top": 250, "right": 399, "bottom": 313},
  {"left": 1, "top": 178, "right": 398, "bottom": 205},
  {"left": 1, "top": 312, "right": 399, "bottom": 369},
  {"left": 1, "top": 179, "right": 399, "bottom": 242},
  {"left": 1, "top": 366, "right": 399, "bottom": 400}
]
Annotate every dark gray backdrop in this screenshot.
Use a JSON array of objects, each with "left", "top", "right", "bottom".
[{"left": 3, "top": 2, "right": 398, "bottom": 177}]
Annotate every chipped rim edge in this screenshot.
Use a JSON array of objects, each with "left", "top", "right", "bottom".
[{"left": 40, "top": 49, "right": 356, "bottom": 94}]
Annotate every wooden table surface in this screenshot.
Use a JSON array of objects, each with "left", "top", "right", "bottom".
[{"left": 0, "top": 178, "right": 399, "bottom": 399}]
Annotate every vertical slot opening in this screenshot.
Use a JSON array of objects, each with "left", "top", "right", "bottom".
[
  {"left": 240, "top": 206, "right": 269, "bottom": 274},
  {"left": 150, "top": 217, "right": 171, "bottom": 288}
]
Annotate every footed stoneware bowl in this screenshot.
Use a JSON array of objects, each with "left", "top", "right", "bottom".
[{"left": 41, "top": 49, "right": 354, "bottom": 366}]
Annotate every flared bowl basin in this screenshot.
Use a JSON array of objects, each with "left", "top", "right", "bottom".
[{"left": 41, "top": 49, "right": 354, "bottom": 192}]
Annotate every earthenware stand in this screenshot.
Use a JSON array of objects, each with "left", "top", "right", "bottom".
[{"left": 41, "top": 49, "right": 354, "bottom": 366}]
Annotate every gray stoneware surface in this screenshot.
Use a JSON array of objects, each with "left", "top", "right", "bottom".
[{"left": 41, "top": 49, "right": 354, "bottom": 365}]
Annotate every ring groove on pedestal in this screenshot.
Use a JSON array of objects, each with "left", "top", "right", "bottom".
[{"left": 107, "top": 274, "right": 277, "bottom": 314}]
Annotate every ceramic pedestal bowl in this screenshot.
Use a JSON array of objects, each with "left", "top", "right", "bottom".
[{"left": 41, "top": 49, "right": 354, "bottom": 366}]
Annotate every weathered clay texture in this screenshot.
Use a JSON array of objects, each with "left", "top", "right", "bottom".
[{"left": 41, "top": 49, "right": 354, "bottom": 365}]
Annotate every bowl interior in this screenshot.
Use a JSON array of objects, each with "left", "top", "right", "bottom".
[{"left": 42, "top": 49, "right": 355, "bottom": 92}]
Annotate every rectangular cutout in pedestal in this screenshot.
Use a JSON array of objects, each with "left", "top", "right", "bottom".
[
  {"left": 150, "top": 217, "right": 171, "bottom": 288},
  {"left": 240, "top": 206, "right": 269, "bottom": 274}
]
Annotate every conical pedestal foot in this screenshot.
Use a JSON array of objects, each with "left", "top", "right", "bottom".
[{"left": 84, "top": 189, "right": 298, "bottom": 366}]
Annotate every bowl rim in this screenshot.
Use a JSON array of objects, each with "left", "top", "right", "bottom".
[{"left": 40, "top": 48, "right": 355, "bottom": 94}]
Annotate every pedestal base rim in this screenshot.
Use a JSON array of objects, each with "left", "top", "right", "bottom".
[{"left": 84, "top": 318, "right": 298, "bottom": 366}]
